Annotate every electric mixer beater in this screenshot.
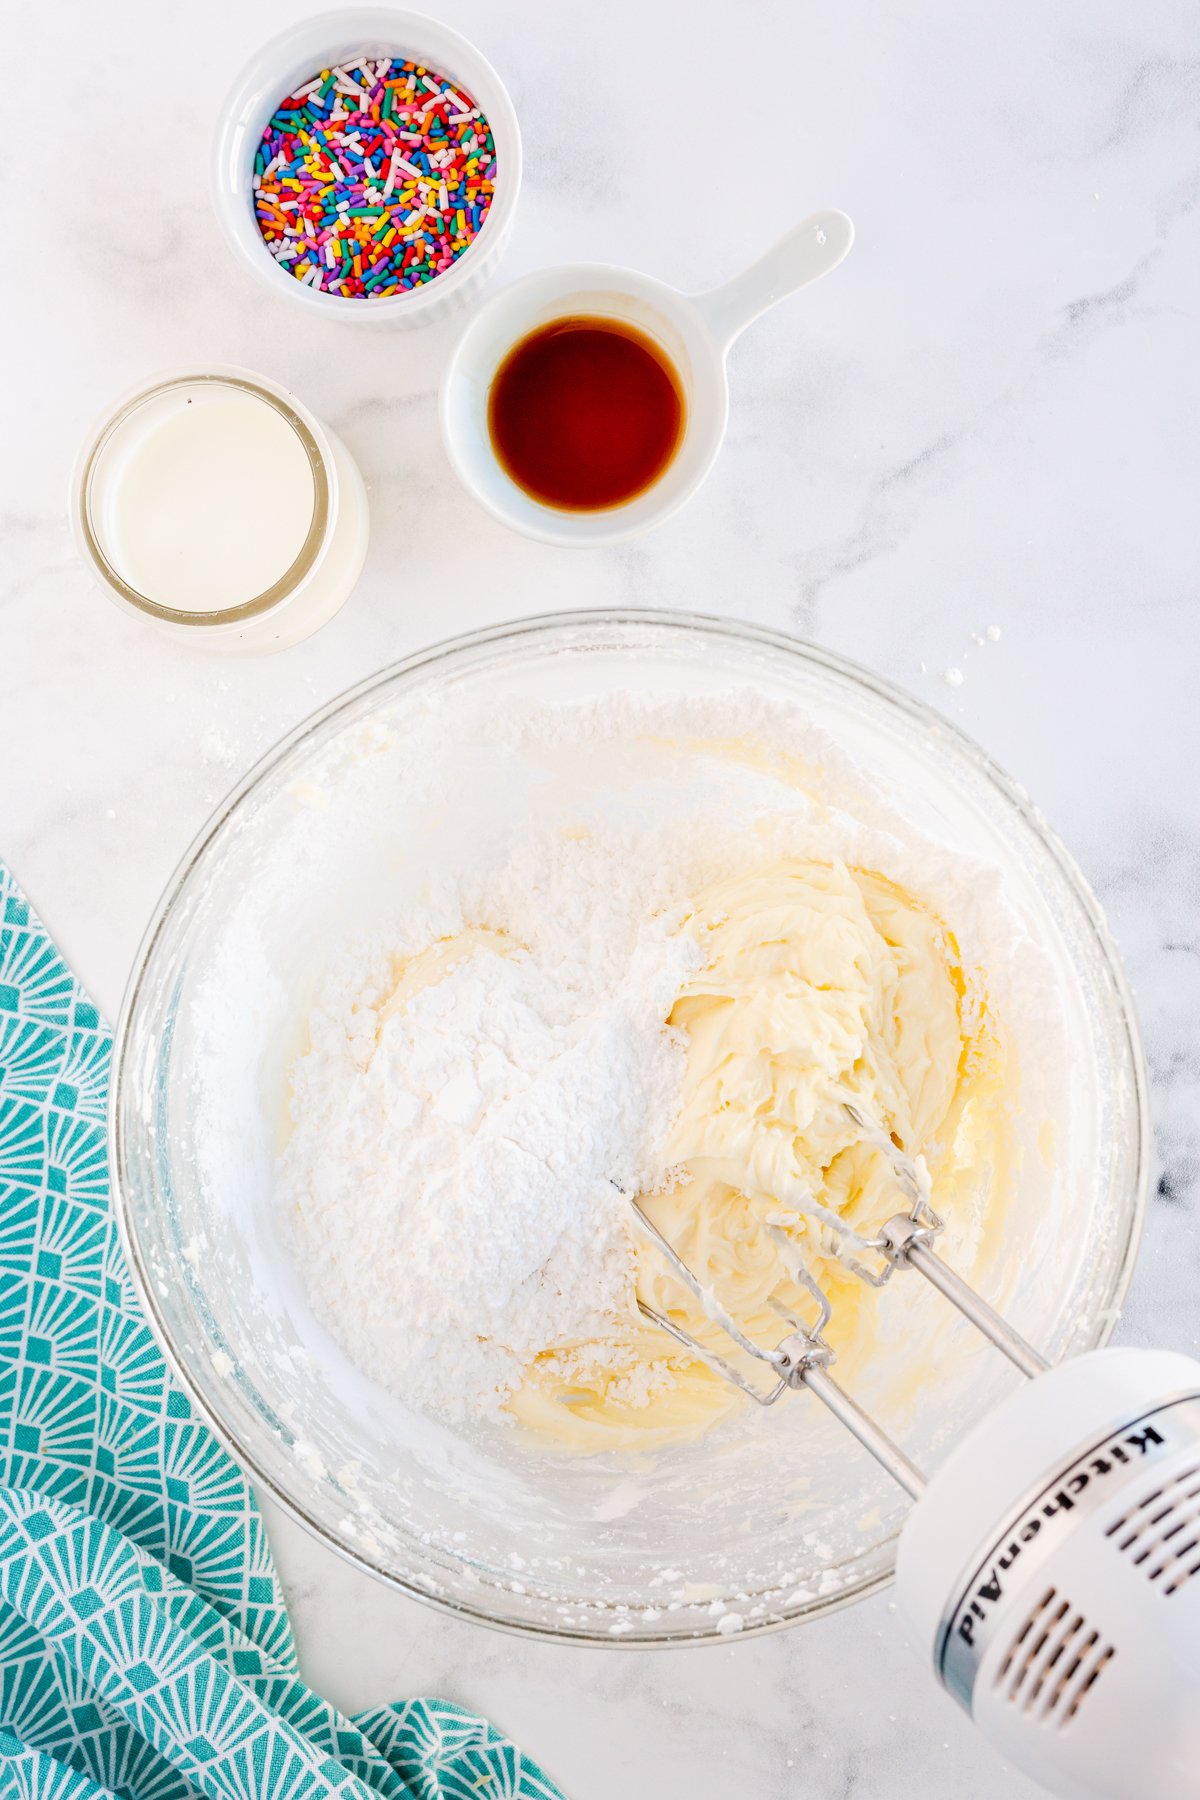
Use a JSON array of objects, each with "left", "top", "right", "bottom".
[{"left": 632, "top": 1105, "right": 1200, "bottom": 1800}]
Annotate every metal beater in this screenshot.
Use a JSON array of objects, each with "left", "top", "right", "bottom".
[{"left": 631, "top": 1101, "right": 1046, "bottom": 1497}]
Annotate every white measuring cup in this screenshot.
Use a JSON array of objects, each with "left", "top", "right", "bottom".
[{"left": 440, "top": 209, "right": 853, "bottom": 546}]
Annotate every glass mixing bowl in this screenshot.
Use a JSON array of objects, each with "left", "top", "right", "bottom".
[{"left": 111, "top": 611, "right": 1148, "bottom": 1644}]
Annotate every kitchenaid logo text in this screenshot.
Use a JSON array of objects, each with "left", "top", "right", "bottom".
[{"left": 954, "top": 1421, "right": 1165, "bottom": 1649}]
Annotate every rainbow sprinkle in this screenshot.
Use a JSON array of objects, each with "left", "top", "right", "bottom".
[{"left": 252, "top": 56, "right": 497, "bottom": 298}]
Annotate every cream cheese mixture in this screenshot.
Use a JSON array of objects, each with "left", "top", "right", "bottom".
[{"left": 278, "top": 695, "right": 1017, "bottom": 1448}]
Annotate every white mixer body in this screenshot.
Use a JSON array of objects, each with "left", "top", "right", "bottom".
[{"left": 897, "top": 1348, "right": 1200, "bottom": 1800}]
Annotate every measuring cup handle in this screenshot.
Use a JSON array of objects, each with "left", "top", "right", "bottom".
[{"left": 692, "top": 210, "right": 854, "bottom": 353}]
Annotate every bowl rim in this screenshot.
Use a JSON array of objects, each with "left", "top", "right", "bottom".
[
  {"left": 210, "top": 6, "right": 522, "bottom": 320},
  {"left": 110, "top": 607, "right": 1151, "bottom": 1646}
]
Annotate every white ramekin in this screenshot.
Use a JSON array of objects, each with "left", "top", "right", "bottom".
[{"left": 212, "top": 9, "right": 521, "bottom": 329}]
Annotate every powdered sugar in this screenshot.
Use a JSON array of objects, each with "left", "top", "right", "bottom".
[
  {"left": 278, "top": 827, "right": 699, "bottom": 1423},
  {"left": 261, "top": 683, "right": 1056, "bottom": 1431}
]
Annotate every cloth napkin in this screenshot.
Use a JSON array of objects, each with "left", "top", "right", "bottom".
[{"left": 0, "top": 861, "right": 564, "bottom": 1800}]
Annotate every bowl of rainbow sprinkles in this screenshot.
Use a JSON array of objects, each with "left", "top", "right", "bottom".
[{"left": 212, "top": 8, "right": 521, "bottom": 326}]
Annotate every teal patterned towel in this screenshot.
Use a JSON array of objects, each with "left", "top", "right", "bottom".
[{"left": 0, "top": 863, "right": 564, "bottom": 1800}]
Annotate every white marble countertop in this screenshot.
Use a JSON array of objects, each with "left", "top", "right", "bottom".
[{"left": 5, "top": 0, "right": 1199, "bottom": 1793}]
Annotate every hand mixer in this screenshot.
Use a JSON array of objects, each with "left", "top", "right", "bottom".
[{"left": 631, "top": 1106, "right": 1200, "bottom": 1800}]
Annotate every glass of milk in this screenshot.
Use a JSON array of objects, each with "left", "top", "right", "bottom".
[{"left": 72, "top": 367, "right": 369, "bottom": 651}]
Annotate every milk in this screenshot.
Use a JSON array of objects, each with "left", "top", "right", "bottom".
[
  {"left": 75, "top": 369, "right": 370, "bottom": 651},
  {"left": 93, "top": 383, "right": 316, "bottom": 612}
]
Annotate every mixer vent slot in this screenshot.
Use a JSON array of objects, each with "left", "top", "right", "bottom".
[
  {"left": 1105, "top": 1457, "right": 1200, "bottom": 1598},
  {"left": 994, "top": 1586, "right": 1115, "bottom": 1728}
]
